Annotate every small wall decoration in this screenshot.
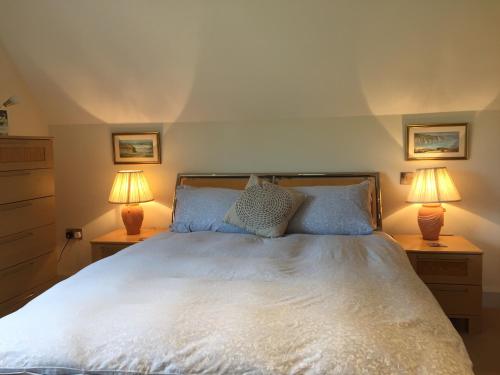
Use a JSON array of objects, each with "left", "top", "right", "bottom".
[
  {"left": 112, "top": 132, "right": 161, "bottom": 164},
  {"left": 406, "top": 124, "right": 469, "bottom": 160},
  {"left": 0, "top": 110, "right": 8, "bottom": 135}
]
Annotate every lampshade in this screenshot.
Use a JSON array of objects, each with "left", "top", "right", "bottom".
[
  {"left": 109, "top": 170, "right": 154, "bottom": 204},
  {"left": 407, "top": 167, "right": 461, "bottom": 203}
]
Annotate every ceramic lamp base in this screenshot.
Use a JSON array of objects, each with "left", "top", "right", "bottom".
[
  {"left": 121, "top": 204, "right": 144, "bottom": 235},
  {"left": 418, "top": 204, "right": 445, "bottom": 241}
]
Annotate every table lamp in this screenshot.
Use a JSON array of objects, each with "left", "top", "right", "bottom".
[
  {"left": 407, "top": 167, "right": 461, "bottom": 241},
  {"left": 109, "top": 170, "right": 154, "bottom": 235}
]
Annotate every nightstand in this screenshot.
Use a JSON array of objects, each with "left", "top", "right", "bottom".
[
  {"left": 90, "top": 228, "right": 168, "bottom": 262},
  {"left": 393, "top": 234, "right": 483, "bottom": 334}
]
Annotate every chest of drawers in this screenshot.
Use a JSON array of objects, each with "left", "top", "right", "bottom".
[{"left": 0, "top": 136, "right": 57, "bottom": 317}]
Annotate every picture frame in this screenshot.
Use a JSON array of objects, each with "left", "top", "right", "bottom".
[
  {"left": 112, "top": 132, "right": 161, "bottom": 164},
  {"left": 405, "top": 124, "right": 469, "bottom": 160}
]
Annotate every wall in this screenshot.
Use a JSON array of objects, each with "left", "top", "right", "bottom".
[
  {"left": 0, "top": 0, "right": 499, "bottom": 125},
  {"left": 51, "top": 111, "right": 500, "bottom": 292},
  {"left": 1, "top": 0, "right": 499, "bottom": 291},
  {"left": 0, "top": 43, "right": 47, "bottom": 136}
]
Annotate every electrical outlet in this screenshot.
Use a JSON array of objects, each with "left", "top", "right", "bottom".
[
  {"left": 66, "top": 228, "right": 83, "bottom": 240},
  {"left": 400, "top": 172, "right": 415, "bottom": 185}
]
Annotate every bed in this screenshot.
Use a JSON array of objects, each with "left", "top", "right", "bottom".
[{"left": 0, "top": 173, "right": 473, "bottom": 375}]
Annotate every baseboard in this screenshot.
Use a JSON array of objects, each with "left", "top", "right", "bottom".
[{"left": 483, "top": 292, "right": 500, "bottom": 308}]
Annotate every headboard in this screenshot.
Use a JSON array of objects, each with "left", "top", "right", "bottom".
[{"left": 174, "top": 172, "right": 382, "bottom": 230}]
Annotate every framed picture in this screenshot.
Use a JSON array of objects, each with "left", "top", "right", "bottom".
[
  {"left": 112, "top": 132, "right": 161, "bottom": 164},
  {"left": 406, "top": 124, "right": 469, "bottom": 160},
  {"left": 0, "top": 110, "right": 8, "bottom": 135}
]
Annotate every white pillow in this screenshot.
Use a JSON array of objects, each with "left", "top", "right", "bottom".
[
  {"left": 171, "top": 186, "right": 249, "bottom": 233},
  {"left": 286, "top": 181, "right": 373, "bottom": 235}
]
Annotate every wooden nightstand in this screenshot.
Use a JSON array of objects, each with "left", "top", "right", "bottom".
[
  {"left": 393, "top": 234, "right": 483, "bottom": 334},
  {"left": 90, "top": 228, "right": 168, "bottom": 262}
]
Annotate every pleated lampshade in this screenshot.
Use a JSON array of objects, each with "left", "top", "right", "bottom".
[
  {"left": 109, "top": 170, "right": 154, "bottom": 204},
  {"left": 407, "top": 167, "right": 461, "bottom": 203}
]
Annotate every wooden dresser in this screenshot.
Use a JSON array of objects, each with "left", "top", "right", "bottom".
[
  {"left": 393, "top": 234, "right": 482, "bottom": 333},
  {"left": 0, "top": 136, "right": 58, "bottom": 317}
]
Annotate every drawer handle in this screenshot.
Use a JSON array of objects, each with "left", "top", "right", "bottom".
[
  {"left": 101, "top": 246, "right": 120, "bottom": 251},
  {"left": 417, "top": 257, "right": 469, "bottom": 263},
  {"left": 19, "top": 293, "right": 36, "bottom": 302},
  {"left": 0, "top": 202, "right": 33, "bottom": 211},
  {"left": 432, "top": 287, "right": 468, "bottom": 293},
  {"left": 0, "top": 172, "right": 32, "bottom": 177},
  {"left": 0, "top": 232, "right": 34, "bottom": 245}
]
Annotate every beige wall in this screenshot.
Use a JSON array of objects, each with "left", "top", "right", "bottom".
[
  {"left": 0, "top": 43, "right": 47, "bottom": 136},
  {"left": 51, "top": 111, "right": 500, "bottom": 292},
  {"left": 1, "top": 0, "right": 499, "bottom": 124},
  {"left": 1, "top": 0, "right": 499, "bottom": 291}
]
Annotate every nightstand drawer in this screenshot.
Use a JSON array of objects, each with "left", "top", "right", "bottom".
[
  {"left": 91, "top": 244, "right": 129, "bottom": 262},
  {"left": 90, "top": 228, "right": 167, "bottom": 263},
  {"left": 427, "top": 284, "right": 481, "bottom": 316},
  {"left": 408, "top": 253, "right": 481, "bottom": 285}
]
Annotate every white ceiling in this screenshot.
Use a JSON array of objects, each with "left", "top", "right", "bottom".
[{"left": 1, "top": 0, "right": 499, "bottom": 124}]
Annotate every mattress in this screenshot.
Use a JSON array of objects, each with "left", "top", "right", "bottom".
[{"left": 0, "top": 231, "right": 472, "bottom": 374}]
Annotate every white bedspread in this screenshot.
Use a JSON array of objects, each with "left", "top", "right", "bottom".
[{"left": 0, "top": 232, "right": 472, "bottom": 375}]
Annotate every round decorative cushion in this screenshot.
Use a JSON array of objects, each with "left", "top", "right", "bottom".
[
  {"left": 224, "top": 175, "right": 305, "bottom": 238},
  {"left": 235, "top": 183, "right": 293, "bottom": 230}
]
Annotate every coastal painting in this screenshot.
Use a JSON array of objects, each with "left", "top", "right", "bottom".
[
  {"left": 406, "top": 124, "right": 468, "bottom": 160},
  {"left": 112, "top": 132, "right": 161, "bottom": 164},
  {"left": 414, "top": 132, "right": 459, "bottom": 154},
  {"left": 119, "top": 139, "right": 154, "bottom": 158}
]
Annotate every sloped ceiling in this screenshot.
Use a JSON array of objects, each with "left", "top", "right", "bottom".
[{"left": 1, "top": 0, "right": 499, "bottom": 124}]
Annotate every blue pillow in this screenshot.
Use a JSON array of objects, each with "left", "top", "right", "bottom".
[
  {"left": 171, "top": 186, "right": 249, "bottom": 233},
  {"left": 286, "top": 181, "right": 373, "bottom": 235}
]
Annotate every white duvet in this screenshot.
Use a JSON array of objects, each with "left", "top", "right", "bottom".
[{"left": 0, "top": 232, "right": 472, "bottom": 375}]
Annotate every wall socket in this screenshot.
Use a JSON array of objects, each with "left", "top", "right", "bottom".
[
  {"left": 400, "top": 172, "right": 415, "bottom": 185},
  {"left": 66, "top": 228, "right": 83, "bottom": 240}
]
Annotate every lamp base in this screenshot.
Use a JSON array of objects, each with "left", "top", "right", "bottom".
[
  {"left": 418, "top": 204, "right": 445, "bottom": 241},
  {"left": 121, "top": 204, "right": 143, "bottom": 235}
]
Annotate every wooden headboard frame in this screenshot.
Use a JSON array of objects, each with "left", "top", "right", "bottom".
[{"left": 174, "top": 172, "right": 382, "bottom": 230}]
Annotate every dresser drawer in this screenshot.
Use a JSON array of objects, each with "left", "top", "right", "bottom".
[
  {"left": 0, "top": 169, "right": 54, "bottom": 204},
  {"left": 427, "top": 284, "right": 481, "bottom": 316},
  {"left": 0, "top": 224, "right": 56, "bottom": 270},
  {"left": 408, "top": 253, "right": 481, "bottom": 285},
  {"left": 0, "top": 138, "right": 53, "bottom": 171},
  {"left": 0, "top": 251, "right": 57, "bottom": 303},
  {"left": 91, "top": 244, "right": 129, "bottom": 262},
  {"left": 0, "top": 278, "right": 57, "bottom": 318},
  {"left": 0, "top": 196, "right": 55, "bottom": 237}
]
